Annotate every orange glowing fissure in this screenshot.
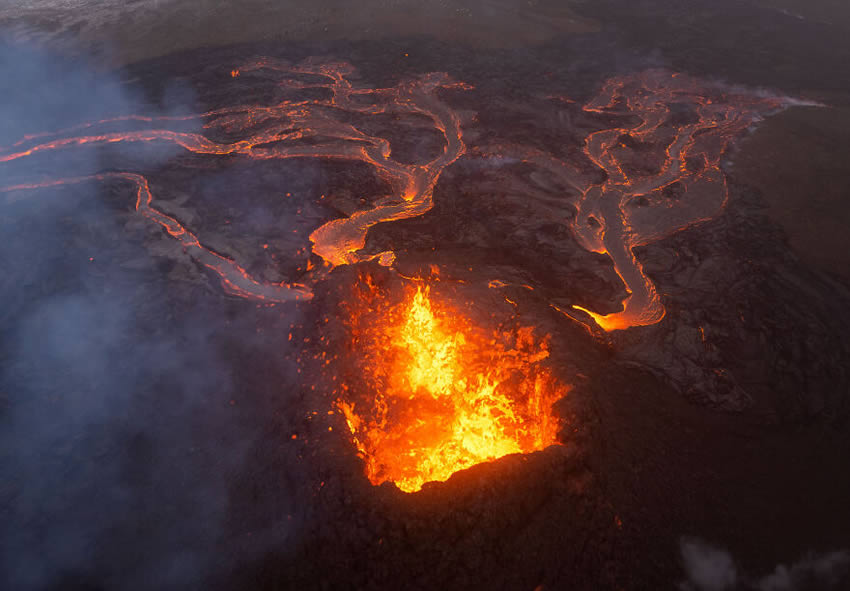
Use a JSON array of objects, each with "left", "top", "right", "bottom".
[
  {"left": 337, "top": 284, "right": 567, "bottom": 493},
  {"left": 0, "top": 59, "right": 795, "bottom": 490}
]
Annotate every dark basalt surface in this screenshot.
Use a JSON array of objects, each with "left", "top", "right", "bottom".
[{"left": 3, "top": 3, "right": 850, "bottom": 590}]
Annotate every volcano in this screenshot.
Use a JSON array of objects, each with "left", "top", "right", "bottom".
[{"left": 2, "top": 2, "right": 850, "bottom": 590}]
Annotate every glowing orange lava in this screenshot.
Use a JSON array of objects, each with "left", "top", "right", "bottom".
[
  {"left": 0, "top": 57, "right": 799, "bottom": 491},
  {"left": 0, "top": 59, "right": 795, "bottom": 334},
  {"left": 0, "top": 57, "right": 468, "bottom": 303},
  {"left": 568, "top": 70, "right": 786, "bottom": 330},
  {"left": 337, "top": 283, "right": 567, "bottom": 493}
]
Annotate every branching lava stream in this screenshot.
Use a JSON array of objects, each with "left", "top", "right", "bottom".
[
  {"left": 0, "top": 57, "right": 469, "bottom": 300},
  {"left": 569, "top": 70, "right": 787, "bottom": 329}
]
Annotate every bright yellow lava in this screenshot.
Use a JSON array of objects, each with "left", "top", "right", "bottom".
[{"left": 338, "top": 285, "right": 567, "bottom": 493}]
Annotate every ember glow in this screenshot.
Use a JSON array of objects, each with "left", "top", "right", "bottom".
[{"left": 336, "top": 282, "right": 567, "bottom": 492}]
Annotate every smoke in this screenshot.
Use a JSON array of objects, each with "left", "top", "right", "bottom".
[
  {"left": 680, "top": 538, "right": 739, "bottom": 591},
  {"left": 680, "top": 538, "right": 850, "bottom": 591},
  {"left": 0, "top": 37, "right": 126, "bottom": 145},
  {"left": 0, "top": 38, "right": 302, "bottom": 590},
  {"left": 1, "top": 292, "right": 235, "bottom": 590},
  {"left": 757, "top": 551, "right": 850, "bottom": 590},
  {"left": 0, "top": 36, "right": 198, "bottom": 181}
]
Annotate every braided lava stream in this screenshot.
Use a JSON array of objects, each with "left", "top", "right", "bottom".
[
  {"left": 1, "top": 57, "right": 469, "bottom": 301},
  {"left": 0, "top": 59, "right": 794, "bottom": 491},
  {"left": 569, "top": 70, "right": 786, "bottom": 329}
]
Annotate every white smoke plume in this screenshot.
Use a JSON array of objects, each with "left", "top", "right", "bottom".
[{"left": 680, "top": 537, "right": 850, "bottom": 591}]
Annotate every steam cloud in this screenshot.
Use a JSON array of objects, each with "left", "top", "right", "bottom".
[
  {"left": 0, "top": 38, "right": 301, "bottom": 589},
  {"left": 680, "top": 537, "right": 850, "bottom": 591}
]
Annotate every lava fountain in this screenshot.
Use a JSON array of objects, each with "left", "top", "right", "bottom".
[{"left": 335, "top": 278, "right": 568, "bottom": 493}]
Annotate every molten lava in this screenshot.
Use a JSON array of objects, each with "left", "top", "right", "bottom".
[
  {"left": 0, "top": 56, "right": 802, "bottom": 492},
  {"left": 0, "top": 57, "right": 468, "bottom": 302},
  {"left": 0, "top": 59, "right": 794, "bottom": 334},
  {"left": 336, "top": 283, "right": 567, "bottom": 493},
  {"left": 480, "top": 71, "right": 790, "bottom": 331},
  {"left": 568, "top": 70, "right": 786, "bottom": 330}
]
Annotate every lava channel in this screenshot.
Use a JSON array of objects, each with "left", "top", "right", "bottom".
[
  {"left": 0, "top": 57, "right": 469, "bottom": 302},
  {"left": 569, "top": 70, "right": 788, "bottom": 330}
]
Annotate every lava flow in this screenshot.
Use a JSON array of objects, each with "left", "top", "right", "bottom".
[
  {"left": 0, "top": 57, "right": 469, "bottom": 300},
  {"left": 0, "top": 58, "right": 795, "bottom": 490},
  {"left": 336, "top": 280, "right": 567, "bottom": 493},
  {"left": 568, "top": 70, "right": 786, "bottom": 330},
  {"left": 1, "top": 60, "right": 791, "bottom": 332}
]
